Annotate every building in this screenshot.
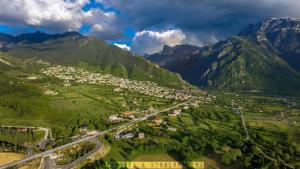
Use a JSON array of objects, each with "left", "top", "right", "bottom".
[
  {"left": 17, "top": 128, "right": 28, "bottom": 132},
  {"left": 44, "top": 90, "right": 58, "bottom": 96},
  {"left": 138, "top": 132, "right": 145, "bottom": 139},
  {"left": 148, "top": 107, "right": 155, "bottom": 112},
  {"left": 109, "top": 115, "right": 124, "bottom": 123},
  {"left": 169, "top": 109, "right": 181, "bottom": 117},
  {"left": 153, "top": 117, "right": 163, "bottom": 125},
  {"left": 115, "top": 132, "right": 135, "bottom": 140},
  {"left": 79, "top": 125, "right": 88, "bottom": 135},
  {"left": 121, "top": 112, "right": 135, "bottom": 119},
  {"left": 168, "top": 127, "right": 177, "bottom": 131},
  {"left": 113, "top": 88, "right": 122, "bottom": 92},
  {"left": 27, "top": 76, "right": 38, "bottom": 80}
]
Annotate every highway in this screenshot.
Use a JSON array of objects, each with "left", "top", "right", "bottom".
[
  {"left": 0, "top": 102, "right": 188, "bottom": 169},
  {"left": 57, "top": 138, "right": 103, "bottom": 169}
]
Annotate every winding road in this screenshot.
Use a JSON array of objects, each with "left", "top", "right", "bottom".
[{"left": 0, "top": 102, "right": 188, "bottom": 169}]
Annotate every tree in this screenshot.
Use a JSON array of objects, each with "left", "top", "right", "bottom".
[{"left": 221, "top": 149, "right": 242, "bottom": 165}]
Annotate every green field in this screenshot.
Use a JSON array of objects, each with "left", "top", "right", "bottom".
[
  {"left": 81, "top": 92, "right": 300, "bottom": 169},
  {"left": 0, "top": 58, "right": 300, "bottom": 169}
]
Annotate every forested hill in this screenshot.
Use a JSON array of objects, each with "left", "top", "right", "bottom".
[{"left": 0, "top": 31, "right": 186, "bottom": 88}]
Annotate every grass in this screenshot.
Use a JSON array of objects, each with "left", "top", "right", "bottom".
[
  {"left": 75, "top": 140, "right": 112, "bottom": 169},
  {"left": 196, "top": 154, "right": 243, "bottom": 169},
  {"left": 94, "top": 92, "right": 300, "bottom": 169},
  {"left": 0, "top": 152, "right": 25, "bottom": 165},
  {"left": 133, "top": 153, "right": 178, "bottom": 162},
  {"left": 0, "top": 64, "right": 175, "bottom": 139},
  {"left": 44, "top": 83, "right": 174, "bottom": 118},
  {"left": 1, "top": 56, "right": 300, "bottom": 168}
]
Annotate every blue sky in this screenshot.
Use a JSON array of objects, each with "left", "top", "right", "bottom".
[{"left": 0, "top": 0, "right": 300, "bottom": 54}]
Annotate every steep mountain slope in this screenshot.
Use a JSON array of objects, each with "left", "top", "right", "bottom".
[
  {"left": 0, "top": 31, "right": 186, "bottom": 87},
  {"left": 147, "top": 44, "right": 214, "bottom": 87},
  {"left": 146, "top": 44, "right": 202, "bottom": 66},
  {"left": 147, "top": 18, "right": 300, "bottom": 92},
  {"left": 202, "top": 37, "right": 300, "bottom": 91},
  {"left": 239, "top": 17, "right": 300, "bottom": 72}
]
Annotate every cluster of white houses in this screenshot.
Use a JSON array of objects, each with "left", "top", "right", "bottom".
[
  {"left": 109, "top": 108, "right": 183, "bottom": 140},
  {"left": 109, "top": 112, "right": 136, "bottom": 123},
  {"left": 41, "top": 66, "right": 195, "bottom": 101},
  {"left": 115, "top": 131, "right": 145, "bottom": 140},
  {"left": 44, "top": 90, "right": 58, "bottom": 96}
]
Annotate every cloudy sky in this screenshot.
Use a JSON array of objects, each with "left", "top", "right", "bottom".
[{"left": 0, "top": 0, "right": 300, "bottom": 55}]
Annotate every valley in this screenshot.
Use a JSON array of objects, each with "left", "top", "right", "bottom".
[
  {"left": 0, "top": 53, "right": 299, "bottom": 169},
  {"left": 0, "top": 17, "right": 299, "bottom": 169}
]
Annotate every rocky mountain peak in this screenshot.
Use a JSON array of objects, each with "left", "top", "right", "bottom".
[
  {"left": 161, "top": 45, "right": 173, "bottom": 54},
  {"left": 239, "top": 17, "right": 300, "bottom": 38}
]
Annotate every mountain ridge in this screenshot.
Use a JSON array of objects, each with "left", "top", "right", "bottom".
[
  {"left": 0, "top": 31, "right": 187, "bottom": 88},
  {"left": 147, "top": 17, "right": 300, "bottom": 92}
]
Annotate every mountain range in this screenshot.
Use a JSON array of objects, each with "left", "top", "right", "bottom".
[
  {"left": 0, "top": 31, "right": 186, "bottom": 88},
  {"left": 1, "top": 17, "right": 300, "bottom": 93},
  {"left": 147, "top": 17, "right": 300, "bottom": 93}
]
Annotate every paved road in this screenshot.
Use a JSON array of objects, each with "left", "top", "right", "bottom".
[
  {"left": 0, "top": 102, "right": 187, "bottom": 169},
  {"left": 57, "top": 138, "right": 103, "bottom": 169},
  {"left": 38, "top": 127, "right": 53, "bottom": 140},
  {"left": 43, "top": 155, "right": 55, "bottom": 169},
  {"left": 236, "top": 109, "right": 249, "bottom": 140}
]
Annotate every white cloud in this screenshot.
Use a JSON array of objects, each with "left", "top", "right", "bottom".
[
  {"left": 131, "top": 29, "right": 186, "bottom": 55},
  {"left": 113, "top": 43, "right": 131, "bottom": 51},
  {"left": 85, "top": 9, "right": 122, "bottom": 40},
  {"left": 0, "top": 0, "right": 90, "bottom": 32},
  {"left": 102, "top": 0, "right": 300, "bottom": 45},
  {"left": 0, "top": 0, "right": 120, "bottom": 40}
]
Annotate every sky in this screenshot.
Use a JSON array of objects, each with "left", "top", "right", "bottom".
[{"left": 0, "top": 0, "right": 300, "bottom": 55}]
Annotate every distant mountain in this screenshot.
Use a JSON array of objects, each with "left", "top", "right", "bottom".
[
  {"left": 145, "top": 44, "right": 202, "bottom": 66},
  {"left": 12, "top": 31, "right": 83, "bottom": 44},
  {"left": 0, "top": 31, "right": 186, "bottom": 88},
  {"left": 147, "top": 44, "right": 213, "bottom": 87},
  {"left": 239, "top": 17, "right": 300, "bottom": 72},
  {"left": 0, "top": 33, "right": 13, "bottom": 42},
  {"left": 0, "top": 33, "right": 14, "bottom": 50},
  {"left": 147, "top": 17, "right": 300, "bottom": 92}
]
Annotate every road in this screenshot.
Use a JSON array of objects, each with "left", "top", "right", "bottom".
[
  {"left": 234, "top": 108, "right": 295, "bottom": 169},
  {"left": 57, "top": 138, "right": 103, "bottom": 169},
  {"left": 37, "top": 127, "right": 53, "bottom": 140},
  {"left": 0, "top": 126, "right": 52, "bottom": 151},
  {"left": 0, "top": 126, "right": 53, "bottom": 141},
  {"left": 0, "top": 102, "right": 188, "bottom": 169},
  {"left": 236, "top": 108, "right": 249, "bottom": 140},
  {"left": 43, "top": 155, "right": 56, "bottom": 169}
]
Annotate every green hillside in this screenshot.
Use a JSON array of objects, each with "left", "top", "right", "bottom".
[
  {"left": 0, "top": 52, "right": 184, "bottom": 138},
  {"left": 2, "top": 32, "right": 186, "bottom": 88},
  {"left": 204, "top": 37, "right": 300, "bottom": 92}
]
